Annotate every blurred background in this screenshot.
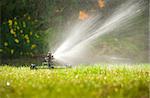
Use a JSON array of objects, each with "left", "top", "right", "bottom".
[{"left": 0, "top": 0, "right": 149, "bottom": 65}]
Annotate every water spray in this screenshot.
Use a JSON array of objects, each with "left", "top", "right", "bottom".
[
  {"left": 53, "top": 0, "right": 146, "bottom": 65},
  {"left": 30, "top": 0, "right": 147, "bottom": 67}
]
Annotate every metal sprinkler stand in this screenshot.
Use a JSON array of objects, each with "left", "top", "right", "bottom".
[
  {"left": 30, "top": 52, "right": 54, "bottom": 69},
  {"left": 30, "top": 52, "right": 73, "bottom": 69}
]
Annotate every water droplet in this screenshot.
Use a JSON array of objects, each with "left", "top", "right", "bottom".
[
  {"left": 75, "top": 75, "right": 79, "bottom": 79},
  {"left": 6, "top": 82, "right": 10, "bottom": 86}
]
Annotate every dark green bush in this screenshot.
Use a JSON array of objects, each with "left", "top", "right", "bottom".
[{"left": 0, "top": 15, "right": 45, "bottom": 58}]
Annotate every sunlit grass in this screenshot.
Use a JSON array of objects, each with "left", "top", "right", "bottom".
[{"left": 0, "top": 64, "right": 149, "bottom": 98}]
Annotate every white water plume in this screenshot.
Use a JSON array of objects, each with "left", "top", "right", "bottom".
[{"left": 53, "top": 0, "right": 146, "bottom": 65}]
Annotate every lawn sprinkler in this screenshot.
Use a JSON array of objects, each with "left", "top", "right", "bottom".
[
  {"left": 30, "top": 52, "right": 54, "bottom": 69},
  {"left": 44, "top": 52, "right": 54, "bottom": 68},
  {"left": 30, "top": 52, "right": 73, "bottom": 69}
]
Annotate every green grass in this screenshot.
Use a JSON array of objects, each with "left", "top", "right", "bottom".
[{"left": 0, "top": 64, "right": 149, "bottom": 98}]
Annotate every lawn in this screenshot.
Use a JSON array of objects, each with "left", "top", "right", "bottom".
[{"left": 0, "top": 64, "right": 149, "bottom": 98}]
